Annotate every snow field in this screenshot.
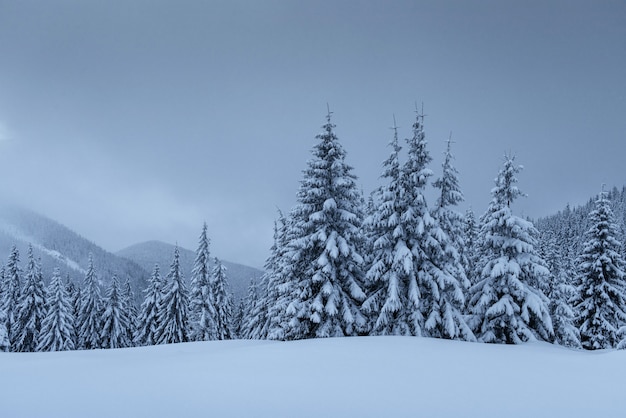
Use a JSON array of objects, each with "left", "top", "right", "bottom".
[{"left": 2, "top": 336, "right": 624, "bottom": 418}]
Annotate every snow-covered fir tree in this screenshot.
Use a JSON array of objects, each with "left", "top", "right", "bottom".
[
  {"left": 574, "top": 190, "right": 626, "bottom": 350},
  {"left": 38, "top": 268, "right": 75, "bottom": 352},
  {"left": 469, "top": 155, "right": 553, "bottom": 344},
  {"left": 541, "top": 232, "right": 581, "bottom": 348},
  {"left": 0, "top": 267, "right": 9, "bottom": 351},
  {"left": 77, "top": 254, "right": 102, "bottom": 349},
  {"left": 432, "top": 134, "right": 469, "bottom": 290},
  {"left": 263, "top": 212, "right": 294, "bottom": 340},
  {"left": 462, "top": 208, "right": 480, "bottom": 287},
  {"left": 122, "top": 278, "right": 137, "bottom": 347},
  {"left": 282, "top": 111, "right": 367, "bottom": 339},
  {"left": 362, "top": 119, "right": 421, "bottom": 335},
  {"left": 135, "top": 264, "right": 165, "bottom": 346},
  {"left": 189, "top": 223, "right": 218, "bottom": 341},
  {"left": 101, "top": 275, "right": 131, "bottom": 349},
  {"left": 65, "top": 278, "right": 81, "bottom": 346},
  {"left": 210, "top": 257, "right": 233, "bottom": 340},
  {"left": 14, "top": 246, "right": 46, "bottom": 352},
  {"left": 156, "top": 246, "right": 190, "bottom": 344},
  {"left": 0, "top": 309, "right": 8, "bottom": 351},
  {"left": 402, "top": 110, "right": 472, "bottom": 340},
  {"left": 240, "top": 279, "right": 261, "bottom": 339},
  {"left": 2, "top": 246, "right": 21, "bottom": 349}
]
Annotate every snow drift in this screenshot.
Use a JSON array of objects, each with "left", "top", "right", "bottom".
[{"left": 2, "top": 336, "right": 624, "bottom": 417}]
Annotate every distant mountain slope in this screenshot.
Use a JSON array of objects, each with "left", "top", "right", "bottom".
[
  {"left": 0, "top": 203, "right": 149, "bottom": 301},
  {"left": 116, "top": 240, "right": 264, "bottom": 302}
]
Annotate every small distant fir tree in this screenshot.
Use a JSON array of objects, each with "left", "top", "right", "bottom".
[
  {"left": 462, "top": 208, "right": 480, "bottom": 287},
  {"left": 189, "top": 223, "right": 218, "bottom": 341},
  {"left": 469, "top": 155, "right": 553, "bottom": 344},
  {"left": 38, "top": 268, "right": 75, "bottom": 352},
  {"left": 541, "top": 232, "right": 581, "bottom": 348},
  {"left": 156, "top": 246, "right": 190, "bottom": 344},
  {"left": 121, "top": 278, "right": 138, "bottom": 346},
  {"left": 135, "top": 264, "right": 165, "bottom": 346},
  {"left": 77, "top": 254, "right": 102, "bottom": 349},
  {"left": 100, "top": 275, "right": 131, "bottom": 349},
  {"left": 283, "top": 110, "right": 367, "bottom": 339},
  {"left": 574, "top": 190, "right": 626, "bottom": 350},
  {"left": 14, "top": 246, "right": 46, "bottom": 352},
  {"left": 211, "top": 257, "right": 233, "bottom": 340},
  {"left": 2, "top": 246, "right": 21, "bottom": 350}
]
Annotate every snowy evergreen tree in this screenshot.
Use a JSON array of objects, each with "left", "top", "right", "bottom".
[
  {"left": 233, "top": 299, "right": 245, "bottom": 339},
  {"left": 100, "top": 275, "right": 131, "bottom": 349},
  {"left": 432, "top": 135, "right": 469, "bottom": 290},
  {"left": 189, "top": 223, "right": 218, "bottom": 341},
  {"left": 135, "top": 264, "right": 165, "bottom": 346},
  {"left": 77, "top": 254, "right": 102, "bottom": 349},
  {"left": 363, "top": 119, "right": 421, "bottom": 335},
  {"left": 283, "top": 111, "right": 367, "bottom": 339},
  {"left": 65, "top": 277, "right": 81, "bottom": 347},
  {"left": 574, "top": 190, "right": 626, "bottom": 349},
  {"left": 264, "top": 213, "right": 295, "bottom": 340},
  {"left": 2, "top": 246, "right": 21, "bottom": 350},
  {"left": 122, "top": 278, "right": 137, "bottom": 347},
  {"left": 542, "top": 232, "right": 581, "bottom": 348},
  {"left": 156, "top": 247, "right": 190, "bottom": 344},
  {"left": 403, "top": 110, "right": 472, "bottom": 340},
  {"left": 0, "top": 309, "right": 8, "bottom": 352},
  {"left": 38, "top": 268, "right": 75, "bottom": 352},
  {"left": 469, "top": 156, "right": 553, "bottom": 344},
  {"left": 14, "top": 246, "right": 47, "bottom": 352},
  {"left": 240, "top": 279, "right": 261, "bottom": 339},
  {"left": 462, "top": 208, "right": 480, "bottom": 287},
  {"left": 0, "top": 267, "right": 9, "bottom": 351},
  {"left": 211, "top": 257, "right": 233, "bottom": 340}
]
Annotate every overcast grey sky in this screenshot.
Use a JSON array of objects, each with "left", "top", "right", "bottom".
[{"left": 0, "top": 0, "right": 624, "bottom": 268}]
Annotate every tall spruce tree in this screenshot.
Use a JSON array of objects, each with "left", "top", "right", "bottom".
[
  {"left": 189, "top": 223, "right": 218, "bottom": 341},
  {"left": 469, "top": 155, "right": 553, "bottom": 344},
  {"left": 156, "top": 246, "right": 190, "bottom": 344},
  {"left": 38, "top": 268, "right": 75, "bottom": 352},
  {"left": 14, "top": 246, "right": 47, "bottom": 352},
  {"left": 283, "top": 110, "right": 367, "bottom": 339},
  {"left": 77, "top": 254, "right": 102, "bottom": 349},
  {"left": 101, "top": 275, "right": 131, "bottom": 349},
  {"left": 363, "top": 119, "right": 421, "bottom": 335},
  {"left": 432, "top": 135, "right": 469, "bottom": 291},
  {"left": 2, "top": 246, "right": 21, "bottom": 349},
  {"left": 211, "top": 257, "right": 233, "bottom": 340},
  {"left": 574, "top": 190, "right": 626, "bottom": 349},
  {"left": 402, "top": 110, "right": 472, "bottom": 340},
  {"left": 135, "top": 264, "right": 165, "bottom": 346}
]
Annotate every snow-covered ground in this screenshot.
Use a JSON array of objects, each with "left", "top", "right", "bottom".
[{"left": 2, "top": 337, "right": 624, "bottom": 417}]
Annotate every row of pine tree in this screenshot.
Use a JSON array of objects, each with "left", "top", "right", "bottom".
[
  {"left": 0, "top": 223, "right": 236, "bottom": 352},
  {"left": 2, "top": 109, "right": 625, "bottom": 352},
  {"left": 238, "top": 110, "right": 626, "bottom": 350}
]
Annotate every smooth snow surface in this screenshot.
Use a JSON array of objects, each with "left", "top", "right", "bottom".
[{"left": 2, "top": 337, "right": 624, "bottom": 417}]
